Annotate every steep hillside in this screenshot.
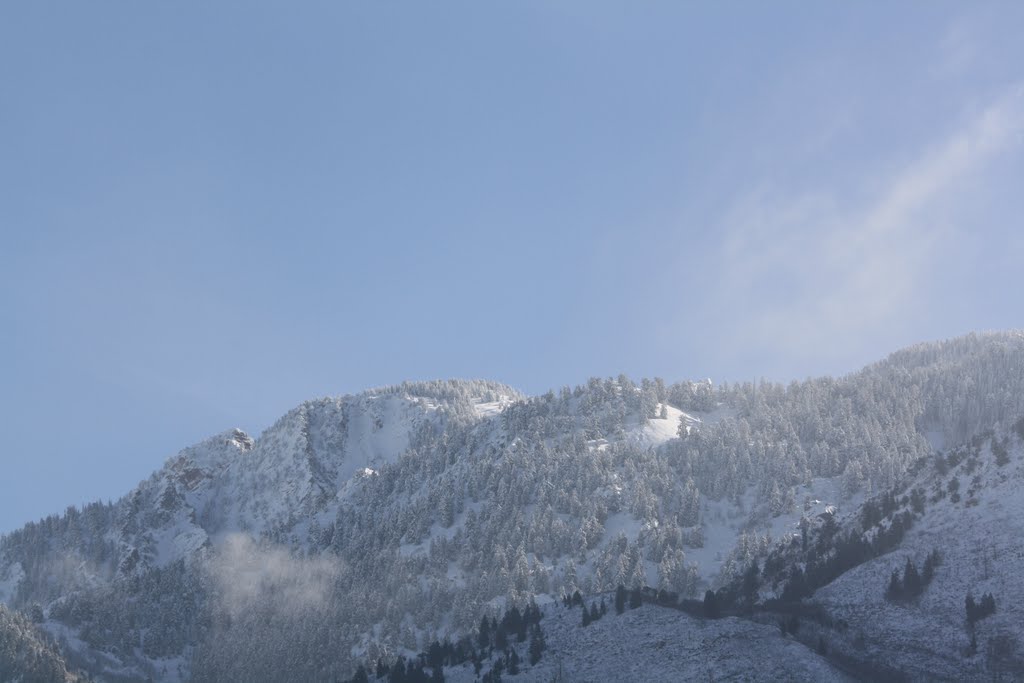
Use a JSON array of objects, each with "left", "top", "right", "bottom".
[
  {"left": 450, "top": 599, "right": 851, "bottom": 682},
  {"left": 720, "top": 420, "right": 1024, "bottom": 681},
  {"left": 1, "top": 333, "right": 1023, "bottom": 681},
  {"left": 0, "top": 602, "right": 88, "bottom": 683},
  {"left": 812, "top": 424, "right": 1024, "bottom": 680}
]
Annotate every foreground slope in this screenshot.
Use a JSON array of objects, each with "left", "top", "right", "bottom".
[
  {"left": 733, "top": 421, "right": 1024, "bottom": 681},
  {"left": 451, "top": 600, "right": 851, "bottom": 682},
  {"left": 813, "top": 425, "right": 1024, "bottom": 680},
  {"left": 0, "top": 603, "right": 88, "bottom": 683}
]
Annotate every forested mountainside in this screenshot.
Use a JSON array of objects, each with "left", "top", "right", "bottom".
[
  {"left": 1, "top": 332, "right": 1023, "bottom": 681},
  {"left": 0, "top": 602, "right": 89, "bottom": 683}
]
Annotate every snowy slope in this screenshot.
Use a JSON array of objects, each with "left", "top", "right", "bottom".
[
  {"left": 115, "top": 386, "right": 497, "bottom": 574},
  {"left": 0, "top": 602, "right": 88, "bottom": 683},
  {"left": 442, "top": 599, "right": 851, "bottom": 683},
  {"left": 808, "top": 427, "right": 1024, "bottom": 680},
  {"left": 3, "top": 334, "right": 1024, "bottom": 681}
]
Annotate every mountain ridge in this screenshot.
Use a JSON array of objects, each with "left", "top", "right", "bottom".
[{"left": 3, "top": 332, "right": 1024, "bottom": 681}]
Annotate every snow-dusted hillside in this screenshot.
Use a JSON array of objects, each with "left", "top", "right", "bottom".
[
  {"left": 441, "top": 598, "right": 851, "bottom": 682},
  {"left": 2, "top": 333, "right": 1024, "bottom": 681},
  {"left": 809, "top": 425, "right": 1024, "bottom": 680},
  {"left": 116, "top": 382, "right": 518, "bottom": 574},
  {"left": 0, "top": 602, "right": 88, "bottom": 682}
]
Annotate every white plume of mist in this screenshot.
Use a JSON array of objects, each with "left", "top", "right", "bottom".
[{"left": 206, "top": 533, "right": 341, "bottom": 619}]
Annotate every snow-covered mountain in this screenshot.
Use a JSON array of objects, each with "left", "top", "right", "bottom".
[{"left": 2, "top": 333, "right": 1024, "bottom": 681}]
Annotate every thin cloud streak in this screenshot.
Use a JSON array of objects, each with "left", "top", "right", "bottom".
[{"left": 709, "top": 84, "right": 1024, "bottom": 372}]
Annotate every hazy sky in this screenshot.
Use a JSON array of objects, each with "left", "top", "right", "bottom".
[{"left": 2, "top": 2, "right": 1023, "bottom": 533}]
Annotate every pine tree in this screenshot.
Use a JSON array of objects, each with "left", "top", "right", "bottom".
[
  {"left": 703, "top": 590, "right": 719, "bottom": 618},
  {"left": 910, "top": 488, "right": 926, "bottom": 515},
  {"left": 742, "top": 562, "right": 760, "bottom": 603},
  {"left": 615, "top": 585, "right": 627, "bottom": 615},
  {"left": 388, "top": 657, "right": 407, "bottom": 683},
  {"left": 922, "top": 549, "right": 939, "bottom": 586},
  {"left": 478, "top": 617, "right": 491, "bottom": 651},
  {"left": 980, "top": 593, "right": 996, "bottom": 618},
  {"left": 886, "top": 569, "right": 902, "bottom": 601},
  {"left": 507, "top": 649, "right": 520, "bottom": 675},
  {"left": 902, "top": 558, "right": 921, "bottom": 598},
  {"left": 993, "top": 438, "right": 1010, "bottom": 467},
  {"left": 427, "top": 641, "right": 445, "bottom": 671},
  {"left": 528, "top": 626, "right": 544, "bottom": 666}
]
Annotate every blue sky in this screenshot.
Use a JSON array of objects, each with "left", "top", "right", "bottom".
[{"left": 2, "top": 2, "right": 1023, "bottom": 533}]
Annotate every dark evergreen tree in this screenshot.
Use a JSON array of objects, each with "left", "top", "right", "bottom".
[
  {"left": 478, "top": 616, "right": 491, "bottom": 651},
  {"left": 703, "top": 590, "right": 720, "bottom": 618},
  {"left": 993, "top": 438, "right": 1010, "bottom": 466},
  {"left": 910, "top": 488, "right": 926, "bottom": 515},
  {"left": 861, "top": 499, "right": 882, "bottom": 531},
  {"left": 781, "top": 567, "right": 808, "bottom": 602},
  {"left": 615, "top": 585, "right": 627, "bottom": 615},
  {"left": 528, "top": 625, "right": 545, "bottom": 666},
  {"left": 28, "top": 604, "right": 44, "bottom": 624},
  {"left": 741, "top": 562, "right": 760, "bottom": 603},
  {"left": 903, "top": 558, "right": 921, "bottom": 598},
  {"left": 388, "top": 657, "right": 407, "bottom": 683},
  {"left": 886, "top": 568, "right": 902, "bottom": 601},
  {"left": 427, "top": 641, "right": 445, "bottom": 671},
  {"left": 922, "top": 549, "right": 940, "bottom": 585},
  {"left": 507, "top": 649, "right": 520, "bottom": 675},
  {"left": 980, "top": 593, "right": 996, "bottom": 619}
]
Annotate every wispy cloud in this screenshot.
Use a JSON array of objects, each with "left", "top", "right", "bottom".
[
  {"left": 709, "top": 84, "right": 1024, "bottom": 370},
  {"left": 208, "top": 533, "right": 341, "bottom": 618}
]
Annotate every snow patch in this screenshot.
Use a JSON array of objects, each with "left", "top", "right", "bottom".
[{"left": 474, "top": 394, "right": 517, "bottom": 419}]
